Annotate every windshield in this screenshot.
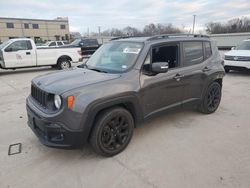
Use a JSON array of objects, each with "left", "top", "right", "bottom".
[
  {"left": 70, "top": 38, "right": 81, "bottom": 46},
  {"left": 43, "top": 42, "right": 51, "bottom": 46},
  {"left": 0, "top": 40, "right": 12, "bottom": 49},
  {"left": 236, "top": 41, "right": 250, "bottom": 50},
  {"left": 85, "top": 41, "right": 143, "bottom": 73}
]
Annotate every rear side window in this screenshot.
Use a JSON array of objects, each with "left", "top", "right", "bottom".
[
  {"left": 183, "top": 42, "right": 203, "bottom": 66},
  {"left": 204, "top": 42, "right": 212, "bottom": 59},
  {"left": 49, "top": 42, "right": 56, "bottom": 47},
  {"left": 88, "top": 39, "right": 98, "bottom": 45},
  {"left": 57, "top": 42, "right": 63, "bottom": 46}
]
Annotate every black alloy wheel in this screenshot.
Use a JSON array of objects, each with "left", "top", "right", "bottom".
[
  {"left": 199, "top": 82, "right": 222, "bottom": 114},
  {"left": 90, "top": 107, "right": 134, "bottom": 157}
]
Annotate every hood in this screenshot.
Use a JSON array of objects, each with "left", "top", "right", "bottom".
[
  {"left": 225, "top": 50, "right": 250, "bottom": 57},
  {"left": 32, "top": 68, "right": 121, "bottom": 94}
]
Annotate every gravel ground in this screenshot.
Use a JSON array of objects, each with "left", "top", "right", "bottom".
[{"left": 0, "top": 64, "right": 250, "bottom": 188}]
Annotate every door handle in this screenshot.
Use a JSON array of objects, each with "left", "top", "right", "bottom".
[
  {"left": 202, "top": 66, "right": 211, "bottom": 72},
  {"left": 26, "top": 52, "right": 31, "bottom": 55},
  {"left": 173, "top": 74, "right": 184, "bottom": 81}
]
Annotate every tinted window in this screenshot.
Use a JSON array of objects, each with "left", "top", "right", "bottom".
[
  {"left": 24, "top": 23, "right": 29, "bottom": 29},
  {"left": 57, "top": 42, "right": 63, "bottom": 46},
  {"left": 6, "top": 41, "right": 29, "bottom": 51},
  {"left": 32, "top": 24, "right": 39, "bottom": 29},
  {"left": 204, "top": 42, "right": 212, "bottom": 59},
  {"left": 6, "top": 22, "right": 14, "bottom": 28},
  {"left": 152, "top": 45, "right": 179, "bottom": 69},
  {"left": 183, "top": 42, "right": 203, "bottom": 66},
  {"left": 49, "top": 42, "right": 56, "bottom": 46},
  {"left": 88, "top": 39, "right": 98, "bottom": 45}
]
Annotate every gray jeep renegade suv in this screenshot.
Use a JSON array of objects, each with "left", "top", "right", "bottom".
[{"left": 26, "top": 34, "right": 225, "bottom": 156}]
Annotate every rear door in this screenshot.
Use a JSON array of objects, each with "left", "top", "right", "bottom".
[
  {"left": 180, "top": 41, "right": 212, "bottom": 105},
  {"left": 3, "top": 40, "right": 36, "bottom": 68}
]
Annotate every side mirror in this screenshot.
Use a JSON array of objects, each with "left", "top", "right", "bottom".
[
  {"left": 79, "top": 42, "right": 84, "bottom": 46},
  {"left": 151, "top": 62, "right": 169, "bottom": 74},
  {"left": 5, "top": 47, "right": 13, "bottom": 52},
  {"left": 231, "top": 46, "right": 235, "bottom": 50}
]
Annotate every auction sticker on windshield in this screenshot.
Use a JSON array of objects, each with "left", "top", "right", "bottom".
[{"left": 123, "top": 47, "right": 141, "bottom": 54}]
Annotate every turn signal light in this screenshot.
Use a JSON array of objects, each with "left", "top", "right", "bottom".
[{"left": 67, "top": 96, "right": 74, "bottom": 109}]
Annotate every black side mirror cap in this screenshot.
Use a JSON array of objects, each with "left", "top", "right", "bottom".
[{"left": 152, "top": 62, "right": 169, "bottom": 74}]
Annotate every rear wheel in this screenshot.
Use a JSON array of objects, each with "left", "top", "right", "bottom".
[
  {"left": 90, "top": 107, "right": 134, "bottom": 157},
  {"left": 57, "top": 59, "right": 71, "bottom": 70},
  {"left": 199, "top": 82, "right": 222, "bottom": 114}
]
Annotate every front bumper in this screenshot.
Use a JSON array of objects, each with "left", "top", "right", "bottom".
[
  {"left": 26, "top": 100, "right": 85, "bottom": 149},
  {"left": 224, "top": 60, "right": 250, "bottom": 69}
]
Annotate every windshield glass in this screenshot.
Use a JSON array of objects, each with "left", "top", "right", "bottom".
[
  {"left": 236, "top": 41, "right": 250, "bottom": 50},
  {"left": 44, "top": 42, "right": 51, "bottom": 46},
  {"left": 85, "top": 41, "right": 143, "bottom": 73},
  {"left": 0, "top": 40, "right": 12, "bottom": 49},
  {"left": 70, "top": 38, "right": 81, "bottom": 46}
]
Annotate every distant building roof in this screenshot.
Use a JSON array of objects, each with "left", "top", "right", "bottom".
[{"left": 0, "top": 17, "right": 69, "bottom": 22}]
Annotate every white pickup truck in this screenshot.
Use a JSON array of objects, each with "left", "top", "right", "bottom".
[{"left": 0, "top": 38, "right": 82, "bottom": 70}]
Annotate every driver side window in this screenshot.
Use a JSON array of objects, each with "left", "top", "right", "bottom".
[
  {"left": 6, "top": 41, "right": 29, "bottom": 52},
  {"left": 143, "top": 44, "right": 179, "bottom": 74}
]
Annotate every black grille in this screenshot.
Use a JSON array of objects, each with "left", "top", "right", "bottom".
[
  {"left": 31, "top": 85, "right": 48, "bottom": 107},
  {"left": 225, "top": 55, "right": 250, "bottom": 61}
]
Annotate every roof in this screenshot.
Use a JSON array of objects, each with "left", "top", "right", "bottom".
[{"left": 0, "top": 17, "right": 68, "bottom": 23}]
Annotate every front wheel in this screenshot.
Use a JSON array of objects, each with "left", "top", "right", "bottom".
[
  {"left": 90, "top": 107, "right": 134, "bottom": 157},
  {"left": 199, "top": 82, "right": 222, "bottom": 114}
]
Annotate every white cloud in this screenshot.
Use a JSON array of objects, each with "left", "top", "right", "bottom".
[{"left": 0, "top": 0, "right": 250, "bottom": 33}]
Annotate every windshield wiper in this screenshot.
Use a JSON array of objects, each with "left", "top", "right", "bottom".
[
  {"left": 78, "top": 63, "right": 88, "bottom": 68},
  {"left": 89, "top": 68, "right": 107, "bottom": 73}
]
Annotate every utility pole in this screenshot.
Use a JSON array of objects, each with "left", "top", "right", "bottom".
[
  {"left": 192, "top": 15, "right": 196, "bottom": 34},
  {"left": 87, "top": 28, "right": 89, "bottom": 37},
  {"left": 98, "top": 26, "right": 101, "bottom": 36}
]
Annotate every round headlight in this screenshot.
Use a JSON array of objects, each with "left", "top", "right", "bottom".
[{"left": 54, "top": 95, "right": 62, "bottom": 109}]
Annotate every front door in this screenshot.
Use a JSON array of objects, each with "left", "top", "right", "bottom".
[
  {"left": 3, "top": 40, "right": 36, "bottom": 68},
  {"left": 140, "top": 43, "right": 185, "bottom": 117}
]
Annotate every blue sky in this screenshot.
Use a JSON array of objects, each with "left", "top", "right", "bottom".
[{"left": 0, "top": 0, "right": 250, "bottom": 34}]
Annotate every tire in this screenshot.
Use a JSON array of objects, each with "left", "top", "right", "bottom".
[
  {"left": 199, "top": 82, "right": 222, "bottom": 114},
  {"left": 224, "top": 67, "right": 230, "bottom": 73},
  {"left": 90, "top": 107, "right": 134, "bottom": 157},
  {"left": 57, "top": 59, "right": 71, "bottom": 70}
]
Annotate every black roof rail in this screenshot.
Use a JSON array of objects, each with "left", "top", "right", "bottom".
[
  {"left": 147, "top": 33, "right": 210, "bottom": 41},
  {"left": 110, "top": 36, "right": 134, "bottom": 41}
]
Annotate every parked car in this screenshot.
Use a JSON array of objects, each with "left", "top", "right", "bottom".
[
  {"left": 224, "top": 39, "right": 250, "bottom": 72},
  {"left": 69, "top": 38, "right": 100, "bottom": 57},
  {"left": 0, "top": 38, "right": 82, "bottom": 70},
  {"left": 38, "top": 41, "right": 69, "bottom": 48},
  {"left": 26, "top": 34, "right": 225, "bottom": 156}
]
